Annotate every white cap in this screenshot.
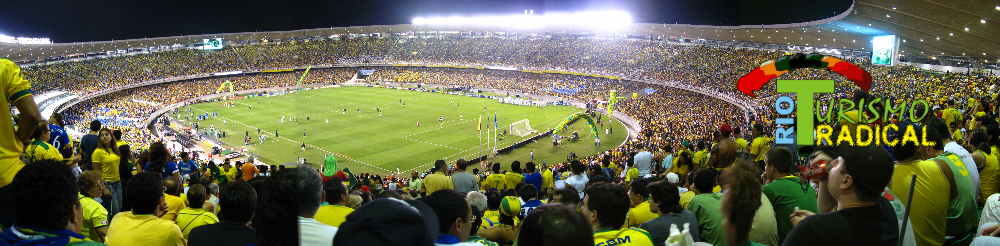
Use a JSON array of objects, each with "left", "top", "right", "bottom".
[
  {"left": 932, "top": 105, "right": 941, "bottom": 110},
  {"left": 666, "top": 172, "right": 680, "bottom": 184}
]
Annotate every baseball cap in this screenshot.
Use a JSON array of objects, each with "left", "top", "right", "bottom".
[
  {"left": 718, "top": 124, "right": 732, "bottom": 134},
  {"left": 500, "top": 196, "right": 521, "bottom": 217},
  {"left": 334, "top": 198, "right": 439, "bottom": 246}
]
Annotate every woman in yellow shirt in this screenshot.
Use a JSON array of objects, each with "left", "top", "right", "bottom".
[
  {"left": 969, "top": 129, "right": 1000, "bottom": 203},
  {"left": 77, "top": 171, "right": 110, "bottom": 242},
  {"left": 22, "top": 123, "right": 81, "bottom": 166},
  {"left": 92, "top": 128, "right": 122, "bottom": 218}
]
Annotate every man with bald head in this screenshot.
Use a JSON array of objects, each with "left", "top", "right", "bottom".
[{"left": 708, "top": 124, "right": 738, "bottom": 169}]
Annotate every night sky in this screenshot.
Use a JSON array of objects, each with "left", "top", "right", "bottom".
[{"left": 0, "top": 0, "right": 852, "bottom": 43}]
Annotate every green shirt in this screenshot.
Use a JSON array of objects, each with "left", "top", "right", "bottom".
[
  {"left": 762, "top": 176, "right": 818, "bottom": 244},
  {"left": 687, "top": 193, "right": 726, "bottom": 246},
  {"left": 934, "top": 152, "right": 978, "bottom": 235}
]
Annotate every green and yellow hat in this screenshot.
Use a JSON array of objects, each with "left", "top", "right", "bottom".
[{"left": 500, "top": 196, "right": 521, "bottom": 217}]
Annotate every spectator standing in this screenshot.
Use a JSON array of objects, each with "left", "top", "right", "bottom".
[
  {"left": 633, "top": 144, "right": 653, "bottom": 177},
  {"left": 112, "top": 130, "right": 134, "bottom": 212},
  {"left": 241, "top": 161, "right": 258, "bottom": 181},
  {"left": 423, "top": 160, "right": 455, "bottom": 195},
  {"left": 888, "top": 124, "right": 955, "bottom": 246},
  {"left": 482, "top": 163, "right": 508, "bottom": 192},
  {"left": 144, "top": 142, "right": 180, "bottom": 180},
  {"left": 505, "top": 161, "right": 525, "bottom": 190},
  {"left": 188, "top": 181, "right": 257, "bottom": 246},
  {"left": 564, "top": 160, "right": 589, "bottom": 199},
  {"left": 1, "top": 160, "right": 103, "bottom": 245},
  {"left": 452, "top": 159, "right": 479, "bottom": 194},
  {"left": 523, "top": 162, "right": 542, "bottom": 192},
  {"left": 177, "top": 152, "right": 199, "bottom": 183},
  {"left": 105, "top": 172, "right": 185, "bottom": 246},
  {"left": 540, "top": 163, "right": 554, "bottom": 191},
  {"left": 80, "top": 120, "right": 102, "bottom": 171},
  {"left": 314, "top": 177, "right": 354, "bottom": 227},
  {"left": 92, "top": 128, "right": 123, "bottom": 220}
]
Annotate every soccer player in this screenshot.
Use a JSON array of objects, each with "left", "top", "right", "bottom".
[
  {"left": 417, "top": 121, "right": 420, "bottom": 127},
  {"left": 275, "top": 130, "right": 279, "bottom": 138},
  {"left": 302, "top": 143, "right": 306, "bottom": 151},
  {"left": 259, "top": 134, "right": 265, "bottom": 144},
  {"left": 307, "top": 116, "right": 310, "bottom": 122},
  {"left": 583, "top": 182, "right": 655, "bottom": 246},
  {"left": 304, "top": 130, "right": 307, "bottom": 137},
  {"left": 440, "top": 115, "right": 444, "bottom": 121}
]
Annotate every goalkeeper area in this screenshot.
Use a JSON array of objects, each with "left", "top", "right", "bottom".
[
  {"left": 177, "top": 86, "right": 627, "bottom": 174},
  {"left": 509, "top": 119, "right": 536, "bottom": 137}
]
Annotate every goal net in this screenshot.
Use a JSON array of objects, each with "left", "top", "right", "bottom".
[{"left": 509, "top": 119, "right": 536, "bottom": 137}]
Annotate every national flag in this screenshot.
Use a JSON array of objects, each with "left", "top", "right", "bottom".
[
  {"left": 479, "top": 116, "right": 482, "bottom": 133},
  {"left": 494, "top": 113, "right": 497, "bottom": 129}
]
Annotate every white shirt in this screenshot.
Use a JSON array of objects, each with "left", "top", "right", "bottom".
[
  {"left": 944, "top": 141, "right": 980, "bottom": 197},
  {"left": 564, "top": 174, "right": 589, "bottom": 198},
  {"left": 634, "top": 151, "right": 654, "bottom": 176},
  {"left": 299, "top": 216, "right": 338, "bottom": 246}
]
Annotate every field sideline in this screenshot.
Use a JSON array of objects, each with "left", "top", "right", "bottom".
[{"left": 178, "top": 86, "right": 627, "bottom": 174}]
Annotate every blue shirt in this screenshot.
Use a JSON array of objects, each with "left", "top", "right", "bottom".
[
  {"left": 662, "top": 154, "right": 674, "bottom": 171},
  {"left": 519, "top": 199, "right": 543, "bottom": 218},
  {"left": 524, "top": 172, "right": 542, "bottom": 191},
  {"left": 178, "top": 160, "right": 197, "bottom": 175},
  {"left": 144, "top": 161, "right": 179, "bottom": 179},
  {"left": 47, "top": 124, "right": 69, "bottom": 152},
  {"left": 79, "top": 134, "right": 99, "bottom": 166}
]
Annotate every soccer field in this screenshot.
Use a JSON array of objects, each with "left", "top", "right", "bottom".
[{"left": 179, "top": 86, "right": 627, "bottom": 174}]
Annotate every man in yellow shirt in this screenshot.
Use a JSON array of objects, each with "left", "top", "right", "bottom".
[
  {"left": 0, "top": 60, "right": 42, "bottom": 229},
  {"left": 223, "top": 161, "right": 238, "bottom": 182},
  {"left": 540, "top": 163, "right": 554, "bottom": 191},
  {"left": 734, "top": 128, "right": 749, "bottom": 152},
  {"left": 583, "top": 183, "right": 655, "bottom": 246},
  {"left": 889, "top": 125, "right": 949, "bottom": 246},
  {"left": 107, "top": 172, "right": 186, "bottom": 246},
  {"left": 482, "top": 163, "right": 508, "bottom": 192},
  {"left": 943, "top": 100, "right": 964, "bottom": 128},
  {"left": 624, "top": 178, "right": 657, "bottom": 228},
  {"left": 693, "top": 141, "right": 707, "bottom": 167},
  {"left": 505, "top": 161, "right": 525, "bottom": 188},
  {"left": 315, "top": 177, "right": 354, "bottom": 227},
  {"left": 175, "top": 184, "right": 218, "bottom": 240},
  {"left": 749, "top": 123, "right": 772, "bottom": 169},
  {"left": 422, "top": 160, "right": 454, "bottom": 195},
  {"left": 161, "top": 177, "right": 188, "bottom": 221}
]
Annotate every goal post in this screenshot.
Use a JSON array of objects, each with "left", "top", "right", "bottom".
[{"left": 509, "top": 119, "right": 536, "bottom": 137}]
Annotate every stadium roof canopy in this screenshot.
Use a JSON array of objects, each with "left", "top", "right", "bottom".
[{"left": 1, "top": 0, "right": 997, "bottom": 64}]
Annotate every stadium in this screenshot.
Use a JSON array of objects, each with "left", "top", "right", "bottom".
[{"left": 1, "top": 0, "right": 999, "bottom": 245}]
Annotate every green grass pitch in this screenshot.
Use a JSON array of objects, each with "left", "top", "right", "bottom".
[{"left": 178, "top": 86, "right": 627, "bottom": 174}]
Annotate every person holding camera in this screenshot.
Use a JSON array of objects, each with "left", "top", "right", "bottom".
[{"left": 784, "top": 145, "right": 899, "bottom": 246}]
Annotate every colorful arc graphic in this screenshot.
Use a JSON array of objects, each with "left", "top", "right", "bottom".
[{"left": 737, "top": 53, "right": 872, "bottom": 98}]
